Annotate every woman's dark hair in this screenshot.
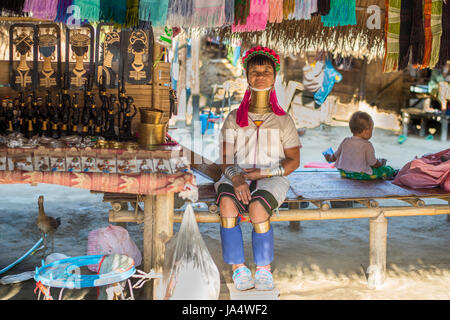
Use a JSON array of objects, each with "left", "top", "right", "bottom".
[
  {"left": 349, "top": 111, "right": 373, "bottom": 134},
  {"left": 246, "top": 54, "right": 276, "bottom": 76}
]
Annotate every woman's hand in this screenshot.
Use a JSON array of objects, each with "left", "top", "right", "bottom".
[{"left": 231, "top": 175, "right": 251, "bottom": 204}]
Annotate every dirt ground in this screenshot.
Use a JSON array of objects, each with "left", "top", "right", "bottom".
[{"left": 0, "top": 124, "right": 449, "bottom": 300}]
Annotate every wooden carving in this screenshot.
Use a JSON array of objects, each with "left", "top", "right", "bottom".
[
  {"left": 123, "top": 28, "right": 153, "bottom": 85},
  {"left": 95, "top": 23, "right": 122, "bottom": 88},
  {"left": 37, "top": 24, "right": 61, "bottom": 89}
]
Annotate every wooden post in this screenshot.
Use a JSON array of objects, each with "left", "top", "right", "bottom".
[
  {"left": 152, "top": 192, "right": 174, "bottom": 299},
  {"left": 447, "top": 200, "right": 450, "bottom": 222},
  {"left": 288, "top": 202, "right": 301, "bottom": 231},
  {"left": 143, "top": 195, "right": 155, "bottom": 299},
  {"left": 368, "top": 213, "right": 388, "bottom": 289}
]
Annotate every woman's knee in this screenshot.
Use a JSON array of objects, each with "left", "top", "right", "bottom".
[
  {"left": 219, "top": 197, "right": 239, "bottom": 217},
  {"left": 248, "top": 200, "right": 269, "bottom": 224}
]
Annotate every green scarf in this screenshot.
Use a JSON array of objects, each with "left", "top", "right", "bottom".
[
  {"left": 73, "top": 0, "right": 100, "bottom": 22},
  {"left": 321, "top": 0, "right": 356, "bottom": 27},
  {"left": 139, "top": 0, "right": 169, "bottom": 27},
  {"left": 429, "top": 0, "right": 443, "bottom": 68},
  {"left": 383, "top": 0, "right": 401, "bottom": 73},
  {"left": 100, "top": 0, "right": 127, "bottom": 24}
]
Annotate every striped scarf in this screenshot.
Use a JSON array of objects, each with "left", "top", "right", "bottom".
[
  {"left": 321, "top": 0, "right": 356, "bottom": 27},
  {"left": 438, "top": 0, "right": 450, "bottom": 67},
  {"left": 139, "top": 0, "right": 169, "bottom": 27},
  {"left": 234, "top": 0, "right": 251, "bottom": 25},
  {"left": 23, "top": 0, "right": 59, "bottom": 20},
  {"left": 268, "top": 0, "right": 283, "bottom": 23},
  {"left": 294, "top": 0, "right": 319, "bottom": 20},
  {"left": 188, "top": 0, "right": 226, "bottom": 27},
  {"left": 383, "top": 0, "right": 401, "bottom": 73},
  {"left": 232, "top": 0, "right": 269, "bottom": 32},
  {"left": 421, "top": 0, "right": 433, "bottom": 68},
  {"left": 429, "top": 0, "right": 443, "bottom": 68}
]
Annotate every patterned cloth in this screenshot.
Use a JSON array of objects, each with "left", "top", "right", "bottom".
[
  {"left": 339, "top": 166, "right": 397, "bottom": 180},
  {"left": 383, "top": 0, "right": 401, "bottom": 73},
  {"left": 429, "top": 0, "right": 443, "bottom": 68},
  {"left": 438, "top": 0, "right": 450, "bottom": 67}
]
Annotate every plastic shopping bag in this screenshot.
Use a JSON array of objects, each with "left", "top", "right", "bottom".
[
  {"left": 87, "top": 225, "right": 142, "bottom": 272},
  {"left": 157, "top": 203, "right": 220, "bottom": 300}
]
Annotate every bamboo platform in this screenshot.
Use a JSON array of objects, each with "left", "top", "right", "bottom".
[{"left": 103, "top": 169, "right": 450, "bottom": 292}]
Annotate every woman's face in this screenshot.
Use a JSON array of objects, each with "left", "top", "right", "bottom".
[{"left": 247, "top": 63, "right": 275, "bottom": 89}]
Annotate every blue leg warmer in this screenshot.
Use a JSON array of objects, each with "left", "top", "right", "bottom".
[
  {"left": 252, "top": 226, "right": 274, "bottom": 266},
  {"left": 220, "top": 224, "right": 245, "bottom": 265}
]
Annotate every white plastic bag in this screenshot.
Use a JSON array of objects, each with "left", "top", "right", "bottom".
[
  {"left": 157, "top": 203, "right": 220, "bottom": 300},
  {"left": 87, "top": 225, "right": 142, "bottom": 272}
]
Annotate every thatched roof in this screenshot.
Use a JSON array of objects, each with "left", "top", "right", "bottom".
[{"left": 215, "top": 0, "right": 385, "bottom": 61}]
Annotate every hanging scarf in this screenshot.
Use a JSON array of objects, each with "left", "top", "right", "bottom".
[
  {"left": 317, "top": 0, "right": 330, "bottom": 15},
  {"left": 100, "top": 0, "right": 127, "bottom": 25},
  {"left": 1, "top": 0, "right": 25, "bottom": 14},
  {"left": 73, "top": 0, "right": 100, "bottom": 22},
  {"left": 294, "top": 0, "right": 318, "bottom": 20},
  {"left": 234, "top": 0, "right": 251, "bottom": 25},
  {"left": 232, "top": 0, "right": 269, "bottom": 32},
  {"left": 186, "top": 0, "right": 226, "bottom": 28},
  {"left": 139, "top": 0, "right": 169, "bottom": 27},
  {"left": 55, "top": 0, "right": 74, "bottom": 23},
  {"left": 421, "top": 0, "right": 433, "bottom": 68},
  {"left": 438, "top": 0, "right": 450, "bottom": 67},
  {"left": 236, "top": 88, "right": 286, "bottom": 127},
  {"left": 283, "top": 0, "right": 296, "bottom": 20},
  {"left": 429, "top": 0, "right": 443, "bottom": 68},
  {"left": 23, "top": 0, "right": 59, "bottom": 20},
  {"left": 321, "top": 0, "right": 356, "bottom": 27},
  {"left": 125, "top": 0, "right": 140, "bottom": 28},
  {"left": 411, "top": 0, "right": 424, "bottom": 66},
  {"left": 225, "top": 0, "right": 235, "bottom": 25},
  {"left": 382, "top": 0, "right": 401, "bottom": 73},
  {"left": 399, "top": 0, "right": 413, "bottom": 70},
  {"left": 268, "top": 0, "right": 283, "bottom": 23},
  {"left": 166, "top": 0, "right": 194, "bottom": 26}
]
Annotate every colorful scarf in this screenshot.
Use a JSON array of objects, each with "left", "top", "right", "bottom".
[
  {"left": 23, "top": 0, "right": 59, "bottom": 20},
  {"left": 411, "top": 0, "right": 424, "bottom": 66},
  {"left": 236, "top": 88, "right": 286, "bottom": 127},
  {"left": 225, "top": 0, "right": 235, "bottom": 25},
  {"left": 232, "top": 0, "right": 269, "bottom": 32},
  {"left": 187, "top": 0, "right": 226, "bottom": 28},
  {"left": 138, "top": 0, "right": 169, "bottom": 27},
  {"left": 294, "top": 0, "right": 318, "bottom": 20},
  {"left": 317, "top": 0, "right": 330, "bottom": 15},
  {"left": 100, "top": 0, "right": 127, "bottom": 25},
  {"left": 429, "top": 0, "right": 443, "bottom": 68},
  {"left": 73, "top": 0, "right": 100, "bottom": 22},
  {"left": 421, "top": 0, "right": 433, "bottom": 68},
  {"left": 268, "top": 0, "right": 283, "bottom": 23},
  {"left": 383, "top": 0, "right": 401, "bottom": 73},
  {"left": 283, "top": 0, "right": 296, "bottom": 20},
  {"left": 55, "top": 0, "right": 74, "bottom": 23},
  {"left": 321, "top": 0, "right": 356, "bottom": 27},
  {"left": 234, "top": 0, "right": 251, "bottom": 25},
  {"left": 398, "top": 0, "right": 413, "bottom": 70},
  {"left": 1, "top": 0, "right": 26, "bottom": 14},
  {"left": 438, "top": 0, "right": 450, "bottom": 67}
]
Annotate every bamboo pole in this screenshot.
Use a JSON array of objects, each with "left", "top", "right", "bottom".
[
  {"left": 152, "top": 193, "right": 174, "bottom": 299},
  {"left": 368, "top": 213, "right": 388, "bottom": 289},
  {"left": 143, "top": 195, "right": 155, "bottom": 299},
  {"left": 288, "top": 202, "right": 301, "bottom": 231}
]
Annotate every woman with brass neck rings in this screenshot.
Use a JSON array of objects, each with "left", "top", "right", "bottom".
[{"left": 215, "top": 47, "right": 301, "bottom": 291}]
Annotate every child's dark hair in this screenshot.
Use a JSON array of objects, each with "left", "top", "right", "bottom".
[
  {"left": 246, "top": 54, "right": 276, "bottom": 76},
  {"left": 349, "top": 111, "right": 373, "bottom": 134}
]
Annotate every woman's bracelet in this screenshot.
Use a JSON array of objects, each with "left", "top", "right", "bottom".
[
  {"left": 261, "top": 165, "right": 285, "bottom": 177},
  {"left": 224, "top": 166, "right": 240, "bottom": 180}
]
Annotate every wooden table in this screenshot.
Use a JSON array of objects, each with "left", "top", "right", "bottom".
[{"left": 0, "top": 145, "right": 194, "bottom": 300}]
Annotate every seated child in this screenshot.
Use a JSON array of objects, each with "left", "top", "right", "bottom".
[{"left": 324, "top": 111, "right": 396, "bottom": 180}]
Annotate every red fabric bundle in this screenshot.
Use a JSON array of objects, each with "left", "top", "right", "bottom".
[{"left": 393, "top": 148, "right": 450, "bottom": 192}]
